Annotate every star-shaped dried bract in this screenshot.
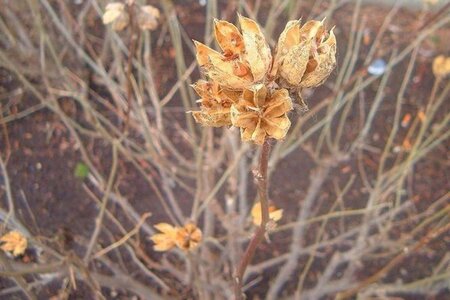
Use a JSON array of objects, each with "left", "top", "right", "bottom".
[
  {"left": 150, "top": 223, "right": 178, "bottom": 252},
  {"left": 231, "top": 84, "right": 293, "bottom": 145},
  {"left": 273, "top": 19, "right": 336, "bottom": 88},
  {"left": 150, "top": 222, "right": 202, "bottom": 252},
  {"left": 175, "top": 223, "right": 202, "bottom": 251},
  {"left": 194, "top": 15, "right": 271, "bottom": 90},
  {"left": 251, "top": 202, "right": 283, "bottom": 226},
  {"left": 191, "top": 80, "right": 240, "bottom": 127},
  {"left": 0, "top": 231, "right": 27, "bottom": 257}
]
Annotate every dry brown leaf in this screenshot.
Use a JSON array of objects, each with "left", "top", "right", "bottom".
[{"left": 0, "top": 231, "right": 27, "bottom": 256}]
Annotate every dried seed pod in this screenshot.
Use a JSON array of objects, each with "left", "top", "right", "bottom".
[
  {"left": 194, "top": 15, "right": 271, "bottom": 90},
  {"left": 231, "top": 84, "right": 293, "bottom": 145},
  {"left": 432, "top": 55, "right": 450, "bottom": 78},
  {"left": 274, "top": 19, "right": 336, "bottom": 88},
  {"left": 175, "top": 223, "right": 202, "bottom": 251},
  {"left": 191, "top": 80, "right": 240, "bottom": 127},
  {"left": 102, "top": 2, "right": 129, "bottom": 31},
  {"left": 137, "top": 5, "right": 160, "bottom": 31}
]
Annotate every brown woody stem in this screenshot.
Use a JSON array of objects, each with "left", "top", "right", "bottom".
[{"left": 234, "top": 139, "right": 271, "bottom": 300}]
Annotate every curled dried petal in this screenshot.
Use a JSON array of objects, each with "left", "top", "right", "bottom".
[{"left": 432, "top": 55, "right": 450, "bottom": 78}]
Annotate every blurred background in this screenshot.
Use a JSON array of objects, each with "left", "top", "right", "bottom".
[{"left": 0, "top": 0, "right": 449, "bottom": 299}]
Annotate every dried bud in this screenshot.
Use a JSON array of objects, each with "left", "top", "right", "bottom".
[
  {"left": 194, "top": 15, "right": 271, "bottom": 90},
  {"left": 191, "top": 80, "right": 240, "bottom": 127},
  {"left": 274, "top": 20, "right": 336, "bottom": 88},
  {"left": 102, "top": 2, "right": 129, "bottom": 31},
  {"left": 231, "top": 84, "right": 293, "bottom": 145},
  {"left": 137, "top": 5, "right": 160, "bottom": 31},
  {"left": 432, "top": 55, "right": 450, "bottom": 78}
]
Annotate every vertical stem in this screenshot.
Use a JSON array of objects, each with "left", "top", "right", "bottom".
[{"left": 234, "top": 139, "right": 271, "bottom": 300}]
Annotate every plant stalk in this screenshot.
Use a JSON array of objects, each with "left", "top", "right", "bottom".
[{"left": 234, "top": 139, "right": 271, "bottom": 300}]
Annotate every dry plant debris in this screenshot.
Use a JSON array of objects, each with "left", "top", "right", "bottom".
[
  {"left": 251, "top": 202, "right": 283, "bottom": 226},
  {"left": 191, "top": 15, "right": 336, "bottom": 145},
  {"left": 103, "top": 2, "right": 160, "bottom": 31},
  {"left": 0, "top": 230, "right": 27, "bottom": 257},
  {"left": 151, "top": 222, "right": 202, "bottom": 252},
  {"left": 432, "top": 55, "right": 450, "bottom": 78}
]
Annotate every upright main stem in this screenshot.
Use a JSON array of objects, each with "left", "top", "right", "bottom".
[{"left": 234, "top": 140, "right": 271, "bottom": 300}]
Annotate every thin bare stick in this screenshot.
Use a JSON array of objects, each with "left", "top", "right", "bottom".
[
  {"left": 234, "top": 139, "right": 271, "bottom": 300},
  {"left": 84, "top": 143, "right": 119, "bottom": 262}
]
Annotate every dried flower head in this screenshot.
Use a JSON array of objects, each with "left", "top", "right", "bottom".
[
  {"left": 103, "top": 2, "right": 129, "bottom": 31},
  {"left": 150, "top": 223, "right": 178, "bottom": 252},
  {"left": 194, "top": 14, "right": 271, "bottom": 90},
  {"left": 137, "top": 5, "right": 160, "bottom": 31},
  {"left": 432, "top": 55, "right": 450, "bottom": 78},
  {"left": 175, "top": 223, "right": 202, "bottom": 251},
  {"left": 273, "top": 19, "right": 336, "bottom": 88},
  {"left": 150, "top": 222, "right": 202, "bottom": 252},
  {"left": 191, "top": 15, "right": 336, "bottom": 145},
  {"left": 231, "top": 84, "right": 293, "bottom": 145},
  {"left": 191, "top": 80, "right": 240, "bottom": 127},
  {"left": 251, "top": 202, "right": 283, "bottom": 226},
  {"left": 0, "top": 231, "right": 27, "bottom": 256},
  {"left": 103, "top": 2, "right": 160, "bottom": 31}
]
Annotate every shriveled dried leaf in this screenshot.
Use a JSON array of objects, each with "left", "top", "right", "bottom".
[
  {"left": 0, "top": 231, "right": 27, "bottom": 256},
  {"left": 138, "top": 5, "right": 160, "bottom": 31}
]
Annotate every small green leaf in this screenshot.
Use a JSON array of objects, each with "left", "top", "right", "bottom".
[{"left": 74, "top": 162, "right": 89, "bottom": 179}]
